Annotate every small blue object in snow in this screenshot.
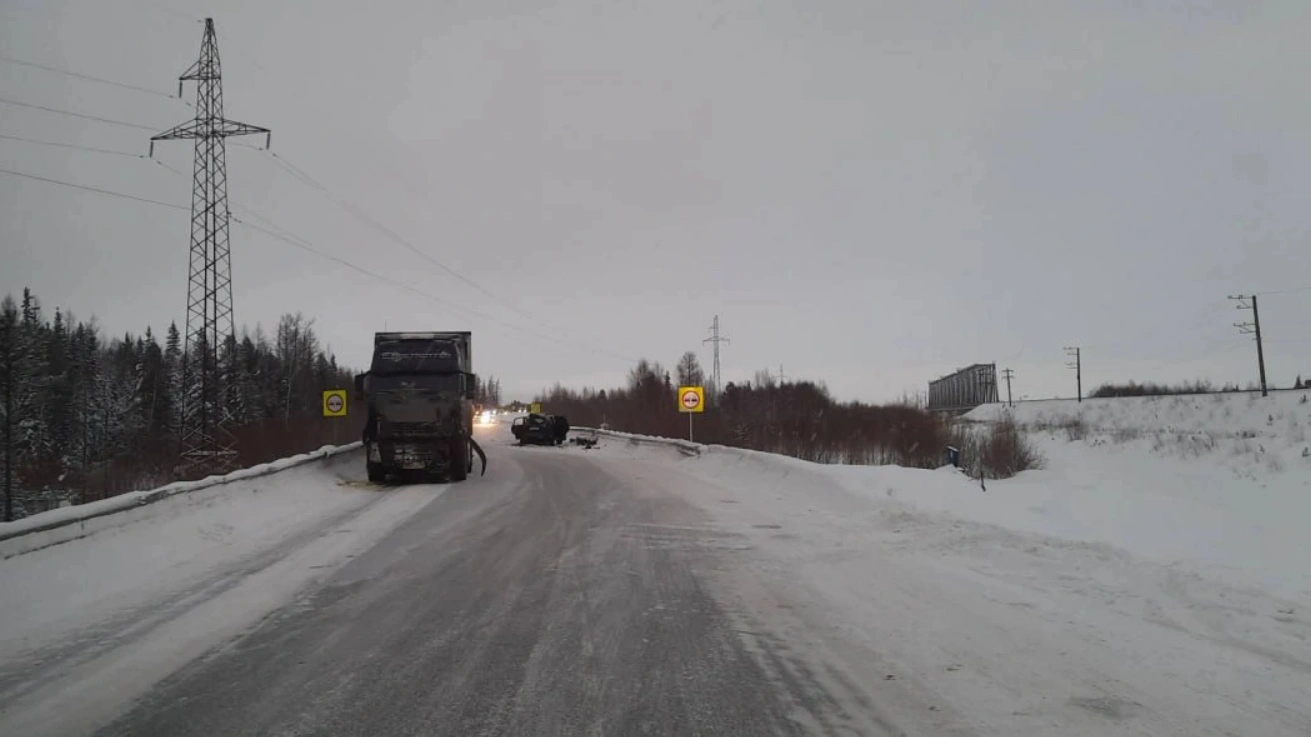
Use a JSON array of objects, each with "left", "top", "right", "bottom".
[{"left": 945, "top": 446, "right": 961, "bottom": 468}]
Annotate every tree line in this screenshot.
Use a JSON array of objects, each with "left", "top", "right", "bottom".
[
  {"left": 0, "top": 288, "right": 360, "bottom": 521},
  {"left": 535, "top": 351, "right": 956, "bottom": 468}
]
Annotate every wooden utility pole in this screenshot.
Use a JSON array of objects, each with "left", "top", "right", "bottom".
[
  {"left": 1001, "top": 368, "right": 1015, "bottom": 407},
  {"left": 1064, "top": 347, "right": 1081, "bottom": 402},
  {"left": 3, "top": 311, "right": 13, "bottom": 522},
  {"left": 1230, "top": 295, "right": 1269, "bottom": 397}
]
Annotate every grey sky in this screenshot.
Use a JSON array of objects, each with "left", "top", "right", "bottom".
[{"left": 3, "top": 0, "right": 1310, "bottom": 403}]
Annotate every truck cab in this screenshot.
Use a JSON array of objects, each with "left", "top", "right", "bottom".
[{"left": 356, "top": 331, "right": 483, "bottom": 483}]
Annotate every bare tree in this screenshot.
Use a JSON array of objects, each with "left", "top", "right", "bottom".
[{"left": 676, "top": 351, "right": 705, "bottom": 388}]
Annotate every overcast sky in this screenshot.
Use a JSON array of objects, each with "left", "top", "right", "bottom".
[{"left": 3, "top": 0, "right": 1310, "bottom": 403}]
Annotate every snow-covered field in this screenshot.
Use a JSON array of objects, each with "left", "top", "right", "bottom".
[
  {"left": 0, "top": 448, "right": 444, "bottom": 736},
  {"left": 587, "top": 391, "right": 1311, "bottom": 735},
  {"left": 966, "top": 393, "right": 1311, "bottom": 597}
]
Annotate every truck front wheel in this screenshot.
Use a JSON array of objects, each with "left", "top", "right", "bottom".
[{"left": 449, "top": 439, "right": 469, "bottom": 482}]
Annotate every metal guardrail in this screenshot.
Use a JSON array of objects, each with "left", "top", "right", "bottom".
[
  {"left": 573, "top": 427, "right": 702, "bottom": 457},
  {"left": 0, "top": 442, "right": 363, "bottom": 557}
]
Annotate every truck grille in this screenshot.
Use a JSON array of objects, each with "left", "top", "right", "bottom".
[{"left": 383, "top": 420, "right": 438, "bottom": 436}]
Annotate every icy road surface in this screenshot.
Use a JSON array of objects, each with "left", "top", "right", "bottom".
[{"left": 1, "top": 420, "right": 1307, "bottom": 736}]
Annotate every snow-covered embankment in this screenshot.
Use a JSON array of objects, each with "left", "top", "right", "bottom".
[
  {"left": 588, "top": 391, "right": 1311, "bottom": 735},
  {"left": 0, "top": 446, "right": 443, "bottom": 736}
]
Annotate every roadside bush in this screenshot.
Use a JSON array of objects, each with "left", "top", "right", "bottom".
[
  {"left": 980, "top": 418, "right": 1043, "bottom": 478},
  {"left": 945, "top": 417, "right": 1041, "bottom": 479},
  {"left": 1090, "top": 380, "right": 1216, "bottom": 398},
  {"left": 1110, "top": 426, "right": 1141, "bottom": 443},
  {"left": 1028, "top": 416, "right": 1086, "bottom": 441},
  {"left": 536, "top": 364, "right": 952, "bottom": 469}
]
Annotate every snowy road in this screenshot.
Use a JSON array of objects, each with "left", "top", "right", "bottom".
[
  {"left": 85, "top": 430, "right": 868, "bottom": 737},
  {"left": 2, "top": 420, "right": 1308, "bottom": 736}
]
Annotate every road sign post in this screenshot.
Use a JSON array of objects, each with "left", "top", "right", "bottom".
[
  {"left": 323, "top": 390, "right": 348, "bottom": 417},
  {"left": 323, "top": 390, "right": 348, "bottom": 446},
  {"left": 677, "top": 386, "right": 704, "bottom": 442}
]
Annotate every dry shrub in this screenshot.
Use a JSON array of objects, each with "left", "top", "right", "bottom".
[
  {"left": 979, "top": 417, "right": 1043, "bottom": 478},
  {"left": 1155, "top": 431, "right": 1219, "bottom": 459},
  {"left": 537, "top": 368, "right": 953, "bottom": 468},
  {"left": 1110, "top": 426, "right": 1141, "bottom": 443},
  {"left": 1028, "top": 416, "right": 1087, "bottom": 441}
]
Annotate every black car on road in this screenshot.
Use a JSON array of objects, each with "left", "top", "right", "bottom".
[{"left": 511, "top": 413, "right": 570, "bottom": 446}]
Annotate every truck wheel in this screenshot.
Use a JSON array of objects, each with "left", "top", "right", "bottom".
[
  {"left": 367, "top": 462, "right": 386, "bottom": 484},
  {"left": 450, "top": 439, "right": 469, "bottom": 482}
]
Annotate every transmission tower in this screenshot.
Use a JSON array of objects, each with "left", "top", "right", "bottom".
[
  {"left": 703, "top": 315, "right": 730, "bottom": 396},
  {"left": 151, "top": 18, "right": 270, "bottom": 473}
]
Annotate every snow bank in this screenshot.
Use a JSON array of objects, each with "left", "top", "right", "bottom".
[
  {"left": 0, "top": 448, "right": 443, "bottom": 737},
  {"left": 593, "top": 391, "right": 1311, "bottom": 600},
  {"left": 0, "top": 442, "right": 362, "bottom": 558},
  {"left": 957, "top": 393, "right": 1311, "bottom": 596},
  {"left": 966, "top": 392, "right": 1311, "bottom": 464},
  {"left": 586, "top": 410, "right": 1311, "bottom": 735}
]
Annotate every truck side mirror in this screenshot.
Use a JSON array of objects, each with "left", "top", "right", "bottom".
[
  {"left": 465, "top": 373, "right": 478, "bottom": 400},
  {"left": 354, "top": 372, "right": 367, "bottom": 398}
]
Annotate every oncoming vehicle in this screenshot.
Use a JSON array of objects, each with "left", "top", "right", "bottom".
[{"left": 511, "top": 413, "right": 569, "bottom": 446}]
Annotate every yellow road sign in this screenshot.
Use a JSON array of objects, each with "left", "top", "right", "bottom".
[
  {"left": 323, "top": 389, "right": 348, "bottom": 417},
  {"left": 678, "top": 386, "right": 704, "bottom": 413},
  {"left": 530, "top": 402, "right": 543, "bottom": 414}
]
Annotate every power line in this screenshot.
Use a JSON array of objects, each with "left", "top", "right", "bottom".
[
  {"left": 0, "top": 166, "right": 188, "bottom": 210},
  {"left": 0, "top": 132, "right": 147, "bottom": 159},
  {"left": 9, "top": 152, "right": 519, "bottom": 329},
  {"left": 232, "top": 145, "right": 638, "bottom": 363},
  {"left": 231, "top": 216, "right": 645, "bottom": 365},
  {"left": 0, "top": 60, "right": 640, "bottom": 365},
  {"left": 0, "top": 53, "right": 176, "bottom": 99},
  {"left": 247, "top": 147, "right": 547, "bottom": 321},
  {"left": 0, "top": 164, "right": 501, "bottom": 331},
  {"left": 147, "top": 160, "right": 637, "bottom": 364},
  {"left": 0, "top": 96, "right": 159, "bottom": 132},
  {"left": 1256, "top": 285, "right": 1311, "bottom": 297},
  {"left": 2, "top": 55, "right": 634, "bottom": 362},
  {"left": 150, "top": 159, "right": 496, "bottom": 319}
]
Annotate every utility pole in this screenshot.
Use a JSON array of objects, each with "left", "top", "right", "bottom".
[
  {"left": 1001, "top": 368, "right": 1015, "bottom": 407},
  {"left": 778, "top": 364, "right": 786, "bottom": 384},
  {"left": 1064, "top": 347, "right": 1081, "bottom": 402},
  {"left": 3, "top": 309, "right": 13, "bottom": 522},
  {"left": 151, "top": 18, "right": 270, "bottom": 475},
  {"left": 1230, "top": 295, "right": 1269, "bottom": 397},
  {"left": 703, "top": 315, "right": 730, "bottom": 396}
]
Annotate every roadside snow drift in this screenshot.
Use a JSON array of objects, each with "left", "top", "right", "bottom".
[
  {"left": 584, "top": 392, "right": 1311, "bottom": 736},
  {"left": 965, "top": 393, "right": 1311, "bottom": 597}
]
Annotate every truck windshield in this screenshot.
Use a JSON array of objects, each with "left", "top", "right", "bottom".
[{"left": 371, "top": 339, "right": 462, "bottom": 374}]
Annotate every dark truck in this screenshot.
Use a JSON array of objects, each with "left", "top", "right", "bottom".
[{"left": 355, "top": 331, "right": 487, "bottom": 483}]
